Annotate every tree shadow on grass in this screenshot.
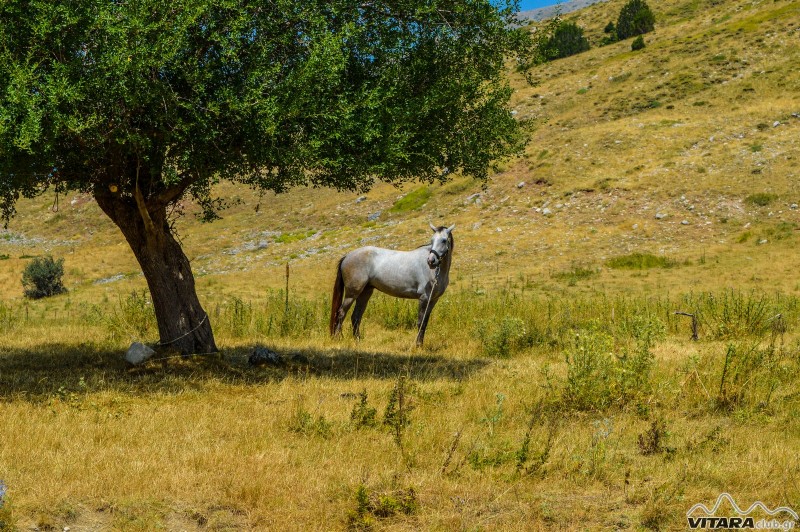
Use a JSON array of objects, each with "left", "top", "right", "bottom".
[{"left": 0, "top": 343, "right": 490, "bottom": 402}]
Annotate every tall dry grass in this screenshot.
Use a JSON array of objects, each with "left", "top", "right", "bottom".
[{"left": 1, "top": 286, "right": 799, "bottom": 530}]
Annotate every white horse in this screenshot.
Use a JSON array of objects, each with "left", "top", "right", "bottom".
[{"left": 329, "top": 223, "right": 455, "bottom": 346}]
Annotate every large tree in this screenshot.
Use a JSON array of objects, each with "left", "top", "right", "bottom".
[{"left": 0, "top": 0, "right": 526, "bottom": 354}]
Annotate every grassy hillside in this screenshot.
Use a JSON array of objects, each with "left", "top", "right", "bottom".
[{"left": 2, "top": 0, "right": 800, "bottom": 529}]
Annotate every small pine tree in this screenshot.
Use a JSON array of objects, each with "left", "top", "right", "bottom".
[
  {"left": 631, "top": 35, "right": 646, "bottom": 51},
  {"left": 529, "top": 16, "right": 590, "bottom": 64},
  {"left": 546, "top": 20, "right": 590, "bottom": 60},
  {"left": 617, "top": 0, "right": 656, "bottom": 40},
  {"left": 601, "top": 21, "right": 618, "bottom": 45},
  {"left": 22, "top": 256, "right": 67, "bottom": 299}
]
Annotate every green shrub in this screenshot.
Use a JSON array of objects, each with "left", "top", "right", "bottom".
[
  {"left": 563, "top": 326, "right": 616, "bottom": 411},
  {"left": 346, "top": 484, "right": 417, "bottom": 530},
  {"left": 631, "top": 35, "right": 646, "bottom": 51},
  {"left": 605, "top": 252, "right": 675, "bottom": 270},
  {"left": 745, "top": 192, "right": 777, "bottom": 207},
  {"left": 544, "top": 20, "right": 590, "bottom": 60},
  {"left": 692, "top": 290, "right": 773, "bottom": 339},
  {"left": 617, "top": 0, "right": 656, "bottom": 40},
  {"left": 716, "top": 341, "right": 793, "bottom": 411},
  {"left": 289, "top": 403, "right": 332, "bottom": 438},
  {"left": 474, "top": 316, "right": 530, "bottom": 357},
  {"left": 350, "top": 390, "right": 378, "bottom": 429},
  {"left": 564, "top": 317, "right": 663, "bottom": 411},
  {"left": 22, "top": 256, "right": 67, "bottom": 299},
  {"left": 525, "top": 15, "right": 589, "bottom": 66},
  {"left": 552, "top": 264, "right": 599, "bottom": 285}
]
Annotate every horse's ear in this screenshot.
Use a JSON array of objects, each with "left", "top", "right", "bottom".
[
  {"left": 447, "top": 224, "right": 455, "bottom": 233},
  {"left": 430, "top": 222, "right": 437, "bottom": 232}
]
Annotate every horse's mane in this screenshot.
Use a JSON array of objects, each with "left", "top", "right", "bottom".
[{"left": 416, "top": 227, "right": 454, "bottom": 250}]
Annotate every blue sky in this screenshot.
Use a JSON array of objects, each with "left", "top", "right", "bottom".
[{"left": 518, "top": 0, "right": 563, "bottom": 10}]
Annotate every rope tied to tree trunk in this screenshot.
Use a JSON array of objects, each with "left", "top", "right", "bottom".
[{"left": 155, "top": 312, "right": 209, "bottom": 347}]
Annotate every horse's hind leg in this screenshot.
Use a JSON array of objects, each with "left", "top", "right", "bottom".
[
  {"left": 334, "top": 288, "right": 369, "bottom": 334},
  {"left": 351, "top": 287, "right": 374, "bottom": 339},
  {"left": 334, "top": 293, "right": 357, "bottom": 336}
]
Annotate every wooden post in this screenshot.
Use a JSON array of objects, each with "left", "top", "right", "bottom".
[
  {"left": 675, "top": 312, "right": 698, "bottom": 341},
  {"left": 285, "top": 263, "right": 290, "bottom": 315}
]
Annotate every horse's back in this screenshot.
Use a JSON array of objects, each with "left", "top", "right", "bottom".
[{"left": 341, "top": 246, "right": 428, "bottom": 299}]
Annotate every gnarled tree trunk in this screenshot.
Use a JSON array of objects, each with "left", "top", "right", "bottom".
[{"left": 94, "top": 187, "right": 217, "bottom": 355}]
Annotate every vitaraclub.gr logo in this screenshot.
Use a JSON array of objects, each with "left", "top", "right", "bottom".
[{"left": 686, "top": 493, "right": 798, "bottom": 530}]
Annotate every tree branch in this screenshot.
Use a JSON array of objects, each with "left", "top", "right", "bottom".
[
  {"left": 155, "top": 172, "right": 197, "bottom": 207},
  {"left": 133, "top": 161, "right": 158, "bottom": 238}
]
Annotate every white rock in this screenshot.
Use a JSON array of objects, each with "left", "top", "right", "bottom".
[
  {"left": 125, "top": 342, "right": 155, "bottom": 365},
  {"left": 681, "top": 220, "right": 690, "bottom": 225},
  {"left": 542, "top": 208, "right": 552, "bottom": 215},
  {"left": 655, "top": 212, "right": 668, "bottom": 220}
]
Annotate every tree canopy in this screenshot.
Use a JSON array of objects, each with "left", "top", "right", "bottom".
[
  {"left": 0, "top": 0, "right": 528, "bottom": 353},
  {"left": 617, "top": 0, "right": 655, "bottom": 40},
  {"left": 1, "top": 0, "right": 526, "bottom": 222}
]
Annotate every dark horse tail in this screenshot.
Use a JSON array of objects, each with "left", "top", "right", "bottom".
[{"left": 329, "top": 256, "right": 346, "bottom": 336}]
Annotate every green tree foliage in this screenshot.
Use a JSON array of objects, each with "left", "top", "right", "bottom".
[
  {"left": 22, "top": 256, "right": 67, "bottom": 299},
  {"left": 526, "top": 15, "right": 590, "bottom": 66},
  {"left": 546, "top": 20, "right": 590, "bottom": 60},
  {"left": 0, "top": 0, "right": 527, "bottom": 353},
  {"left": 617, "top": 0, "right": 656, "bottom": 40},
  {"left": 601, "top": 21, "right": 618, "bottom": 46},
  {"left": 631, "top": 35, "right": 646, "bottom": 51}
]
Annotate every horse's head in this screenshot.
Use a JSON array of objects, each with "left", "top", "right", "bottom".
[{"left": 427, "top": 223, "right": 455, "bottom": 269}]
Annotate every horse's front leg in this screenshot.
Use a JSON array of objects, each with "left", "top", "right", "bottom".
[{"left": 416, "top": 296, "right": 438, "bottom": 347}]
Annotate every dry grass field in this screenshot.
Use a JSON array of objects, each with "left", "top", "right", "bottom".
[{"left": 2, "top": 0, "right": 800, "bottom": 530}]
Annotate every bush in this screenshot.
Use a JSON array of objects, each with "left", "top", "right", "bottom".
[
  {"left": 745, "top": 192, "right": 777, "bottom": 207},
  {"left": 528, "top": 15, "right": 590, "bottom": 65},
  {"left": 22, "top": 256, "right": 67, "bottom": 299},
  {"left": 564, "top": 317, "right": 663, "bottom": 411},
  {"left": 475, "top": 316, "right": 530, "bottom": 357},
  {"left": 605, "top": 252, "right": 675, "bottom": 270},
  {"left": 631, "top": 35, "right": 646, "bottom": 51},
  {"left": 617, "top": 0, "right": 656, "bottom": 40},
  {"left": 545, "top": 20, "right": 590, "bottom": 60}
]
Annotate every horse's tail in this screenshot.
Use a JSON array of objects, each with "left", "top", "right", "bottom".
[{"left": 329, "top": 256, "right": 346, "bottom": 336}]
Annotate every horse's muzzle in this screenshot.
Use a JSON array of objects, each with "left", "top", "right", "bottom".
[{"left": 427, "top": 255, "right": 439, "bottom": 268}]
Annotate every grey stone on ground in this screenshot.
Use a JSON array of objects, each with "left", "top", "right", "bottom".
[
  {"left": 465, "top": 193, "right": 482, "bottom": 204},
  {"left": 655, "top": 212, "right": 668, "bottom": 220},
  {"left": 367, "top": 211, "right": 381, "bottom": 221},
  {"left": 125, "top": 342, "right": 155, "bottom": 365},
  {"left": 249, "top": 346, "right": 283, "bottom": 366}
]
